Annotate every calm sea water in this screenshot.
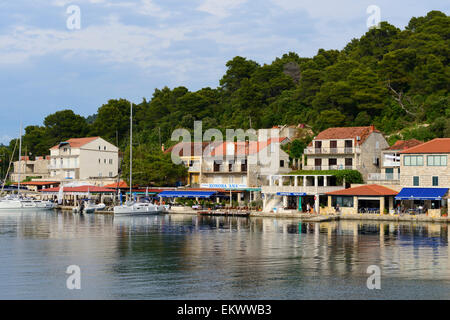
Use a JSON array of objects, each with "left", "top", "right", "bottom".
[{"left": 0, "top": 211, "right": 449, "bottom": 300}]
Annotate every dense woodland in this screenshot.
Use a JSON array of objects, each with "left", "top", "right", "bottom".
[{"left": 0, "top": 11, "right": 449, "bottom": 185}]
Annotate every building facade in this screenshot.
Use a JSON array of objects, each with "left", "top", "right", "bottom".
[
  {"left": 49, "top": 137, "right": 119, "bottom": 181},
  {"left": 367, "top": 139, "right": 423, "bottom": 185},
  {"left": 10, "top": 156, "right": 51, "bottom": 182},
  {"left": 303, "top": 125, "right": 389, "bottom": 181},
  {"left": 200, "top": 138, "right": 291, "bottom": 189}
]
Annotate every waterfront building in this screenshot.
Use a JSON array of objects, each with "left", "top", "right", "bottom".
[
  {"left": 48, "top": 137, "right": 119, "bottom": 183},
  {"left": 165, "top": 142, "right": 212, "bottom": 187},
  {"left": 395, "top": 138, "right": 450, "bottom": 215},
  {"left": 303, "top": 125, "right": 389, "bottom": 181},
  {"left": 201, "top": 138, "right": 291, "bottom": 200},
  {"left": 10, "top": 156, "right": 51, "bottom": 182},
  {"left": 325, "top": 184, "right": 398, "bottom": 215},
  {"left": 261, "top": 173, "right": 345, "bottom": 213},
  {"left": 367, "top": 139, "right": 422, "bottom": 185}
]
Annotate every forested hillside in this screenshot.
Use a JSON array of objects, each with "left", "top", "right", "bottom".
[{"left": 5, "top": 11, "right": 449, "bottom": 158}]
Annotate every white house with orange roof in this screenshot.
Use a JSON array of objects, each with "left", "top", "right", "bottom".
[
  {"left": 200, "top": 137, "right": 291, "bottom": 190},
  {"left": 48, "top": 137, "right": 119, "bottom": 182},
  {"left": 303, "top": 125, "right": 389, "bottom": 181}
]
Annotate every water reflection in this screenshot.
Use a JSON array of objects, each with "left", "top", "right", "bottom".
[{"left": 0, "top": 211, "right": 449, "bottom": 299}]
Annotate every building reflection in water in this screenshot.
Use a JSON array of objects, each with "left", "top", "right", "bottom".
[{"left": 0, "top": 211, "right": 448, "bottom": 299}]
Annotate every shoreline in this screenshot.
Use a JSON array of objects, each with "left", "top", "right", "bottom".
[{"left": 167, "top": 209, "right": 450, "bottom": 223}]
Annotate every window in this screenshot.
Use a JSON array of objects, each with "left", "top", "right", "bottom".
[
  {"left": 280, "top": 160, "right": 285, "bottom": 167},
  {"left": 104, "top": 159, "right": 106, "bottom": 164},
  {"left": 427, "top": 155, "right": 447, "bottom": 166},
  {"left": 104, "top": 146, "right": 106, "bottom": 151},
  {"left": 98, "top": 159, "right": 101, "bottom": 164},
  {"left": 432, "top": 176, "right": 439, "bottom": 186},
  {"left": 413, "top": 176, "right": 419, "bottom": 186},
  {"left": 109, "top": 172, "right": 113, "bottom": 177},
  {"left": 332, "top": 196, "right": 353, "bottom": 208},
  {"left": 99, "top": 146, "right": 101, "bottom": 150},
  {"left": 109, "top": 159, "right": 113, "bottom": 164},
  {"left": 404, "top": 155, "right": 423, "bottom": 166},
  {"left": 328, "top": 158, "right": 337, "bottom": 166}
]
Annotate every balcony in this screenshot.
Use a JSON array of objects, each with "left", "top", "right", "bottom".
[
  {"left": 48, "top": 164, "right": 80, "bottom": 170},
  {"left": 202, "top": 164, "right": 247, "bottom": 173},
  {"left": 382, "top": 160, "right": 400, "bottom": 167},
  {"left": 188, "top": 164, "right": 201, "bottom": 172},
  {"left": 303, "top": 165, "right": 355, "bottom": 171},
  {"left": 304, "top": 146, "right": 361, "bottom": 155},
  {"left": 367, "top": 173, "right": 400, "bottom": 185}
]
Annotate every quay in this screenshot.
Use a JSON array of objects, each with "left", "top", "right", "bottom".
[{"left": 198, "top": 210, "right": 250, "bottom": 217}]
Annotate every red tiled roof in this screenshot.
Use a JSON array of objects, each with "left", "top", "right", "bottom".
[
  {"left": 400, "top": 138, "right": 450, "bottom": 154},
  {"left": 104, "top": 181, "right": 128, "bottom": 188},
  {"left": 326, "top": 184, "right": 398, "bottom": 196},
  {"left": 50, "top": 137, "right": 100, "bottom": 150},
  {"left": 13, "top": 181, "right": 59, "bottom": 186},
  {"left": 386, "top": 139, "right": 423, "bottom": 151},
  {"left": 310, "top": 126, "right": 379, "bottom": 146},
  {"left": 42, "top": 186, "right": 114, "bottom": 193}
]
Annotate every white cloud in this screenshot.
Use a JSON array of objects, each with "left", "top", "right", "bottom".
[
  {"left": 0, "top": 20, "right": 190, "bottom": 68},
  {"left": 197, "top": 0, "right": 247, "bottom": 18}
]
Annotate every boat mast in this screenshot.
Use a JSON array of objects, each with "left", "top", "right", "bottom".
[
  {"left": 18, "top": 122, "right": 22, "bottom": 196},
  {"left": 129, "top": 102, "right": 132, "bottom": 200}
]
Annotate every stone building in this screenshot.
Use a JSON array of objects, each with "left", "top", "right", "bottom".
[{"left": 303, "top": 125, "right": 389, "bottom": 181}]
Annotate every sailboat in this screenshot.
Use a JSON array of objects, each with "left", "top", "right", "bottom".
[
  {"left": 0, "top": 123, "right": 55, "bottom": 211},
  {"left": 113, "top": 103, "right": 164, "bottom": 215}
]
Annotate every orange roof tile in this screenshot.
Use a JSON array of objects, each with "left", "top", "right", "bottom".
[
  {"left": 50, "top": 137, "right": 100, "bottom": 150},
  {"left": 13, "top": 181, "right": 59, "bottom": 186},
  {"left": 400, "top": 138, "right": 450, "bottom": 154},
  {"left": 326, "top": 184, "right": 398, "bottom": 196},
  {"left": 104, "top": 181, "right": 128, "bottom": 188},
  {"left": 386, "top": 139, "right": 423, "bottom": 151},
  {"left": 310, "top": 126, "right": 379, "bottom": 146}
]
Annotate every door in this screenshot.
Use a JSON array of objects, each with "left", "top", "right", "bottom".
[
  {"left": 385, "top": 168, "right": 393, "bottom": 180},
  {"left": 315, "top": 141, "right": 322, "bottom": 153},
  {"left": 315, "top": 158, "right": 322, "bottom": 170},
  {"left": 330, "top": 140, "right": 337, "bottom": 153}
]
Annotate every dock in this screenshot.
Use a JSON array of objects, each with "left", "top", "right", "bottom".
[{"left": 198, "top": 210, "right": 250, "bottom": 217}]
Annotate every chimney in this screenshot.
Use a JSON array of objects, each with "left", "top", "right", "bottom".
[{"left": 370, "top": 124, "right": 375, "bottom": 132}]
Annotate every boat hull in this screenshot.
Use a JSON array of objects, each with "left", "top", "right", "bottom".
[{"left": 113, "top": 203, "right": 164, "bottom": 215}]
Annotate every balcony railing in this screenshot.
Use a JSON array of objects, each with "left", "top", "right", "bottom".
[
  {"left": 304, "top": 165, "right": 355, "bottom": 171},
  {"left": 304, "top": 146, "right": 360, "bottom": 155},
  {"left": 188, "top": 164, "right": 201, "bottom": 172},
  {"left": 382, "top": 160, "right": 400, "bottom": 167},
  {"left": 202, "top": 165, "right": 247, "bottom": 173},
  {"left": 48, "top": 164, "right": 79, "bottom": 170},
  {"left": 367, "top": 173, "right": 400, "bottom": 181}
]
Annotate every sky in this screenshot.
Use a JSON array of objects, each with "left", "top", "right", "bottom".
[{"left": 0, "top": 0, "right": 448, "bottom": 144}]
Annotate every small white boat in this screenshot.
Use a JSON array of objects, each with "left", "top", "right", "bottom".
[
  {"left": 114, "top": 201, "right": 164, "bottom": 215},
  {"left": 73, "top": 200, "right": 105, "bottom": 214},
  {"left": 0, "top": 195, "right": 55, "bottom": 211}
]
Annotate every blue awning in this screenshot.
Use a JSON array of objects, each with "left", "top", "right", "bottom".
[
  {"left": 158, "top": 191, "right": 217, "bottom": 198},
  {"left": 395, "top": 188, "right": 448, "bottom": 200},
  {"left": 276, "top": 192, "right": 307, "bottom": 196}
]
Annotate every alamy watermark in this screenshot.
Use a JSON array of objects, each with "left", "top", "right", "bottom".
[
  {"left": 66, "top": 265, "right": 81, "bottom": 290},
  {"left": 170, "top": 121, "right": 282, "bottom": 175},
  {"left": 366, "top": 265, "right": 381, "bottom": 290},
  {"left": 66, "top": 5, "right": 81, "bottom": 30},
  {"left": 366, "top": 5, "right": 381, "bottom": 29}
]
